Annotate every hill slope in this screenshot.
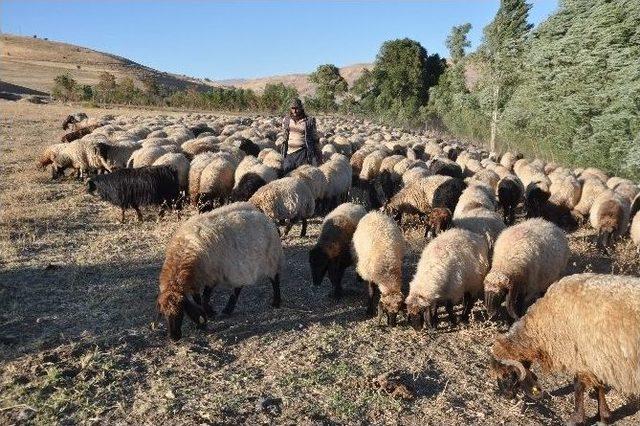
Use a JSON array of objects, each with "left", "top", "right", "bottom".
[{"left": 0, "top": 34, "right": 214, "bottom": 95}]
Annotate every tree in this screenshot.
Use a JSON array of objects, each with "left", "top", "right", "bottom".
[
  {"left": 95, "top": 72, "right": 117, "bottom": 103},
  {"left": 367, "top": 38, "right": 445, "bottom": 125},
  {"left": 260, "top": 83, "right": 299, "bottom": 113},
  {"left": 51, "top": 74, "right": 78, "bottom": 101},
  {"left": 479, "top": 0, "right": 533, "bottom": 150},
  {"left": 446, "top": 23, "right": 472, "bottom": 65},
  {"left": 307, "top": 64, "right": 348, "bottom": 111},
  {"left": 116, "top": 77, "right": 139, "bottom": 104}
]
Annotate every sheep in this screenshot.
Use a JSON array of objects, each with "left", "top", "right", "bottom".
[
  {"left": 401, "top": 167, "right": 431, "bottom": 187},
  {"left": 38, "top": 139, "right": 103, "bottom": 179},
  {"left": 589, "top": 189, "right": 631, "bottom": 250},
  {"left": 197, "top": 156, "right": 236, "bottom": 211},
  {"left": 320, "top": 153, "right": 352, "bottom": 211},
  {"left": 543, "top": 174, "right": 582, "bottom": 226},
  {"left": 351, "top": 211, "right": 406, "bottom": 326},
  {"left": 181, "top": 137, "right": 219, "bottom": 157},
  {"left": 60, "top": 123, "right": 101, "bottom": 143},
  {"left": 469, "top": 168, "right": 500, "bottom": 192},
  {"left": 235, "top": 138, "right": 260, "bottom": 157},
  {"left": 157, "top": 206, "right": 283, "bottom": 340},
  {"left": 87, "top": 166, "right": 180, "bottom": 223},
  {"left": 188, "top": 152, "right": 217, "bottom": 205},
  {"left": 249, "top": 176, "right": 315, "bottom": 237},
  {"left": 632, "top": 193, "right": 640, "bottom": 219},
  {"left": 484, "top": 218, "right": 569, "bottom": 320},
  {"left": 309, "top": 203, "right": 367, "bottom": 298},
  {"left": 579, "top": 167, "right": 608, "bottom": 183},
  {"left": 490, "top": 273, "right": 640, "bottom": 425},
  {"left": 127, "top": 146, "right": 167, "bottom": 168},
  {"left": 499, "top": 151, "right": 519, "bottom": 171},
  {"left": 385, "top": 175, "right": 465, "bottom": 225},
  {"left": 62, "top": 112, "right": 88, "bottom": 130},
  {"left": 405, "top": 229, "right": 490, "bottom": 330},
  {"left": 230, "top": 163, "right": 279, "bottom": 202},
  {"left": 95, "top": 141, "right": 140, "bottom": 172},
  {"left": 497, "top": 175, "right": 524, "bottom": 225},
  {"left": 424, "top": 207, "right": 453, "bottom": 238},
  {"left": 572, "top": 177, "right": 607, "bottom": 221},
  {"left": 453, "top": 182, "right": 496, "bottom": 217},
  {"left": 453, "top": 207, "right": 506, "bottom": 247},
  {"left": 290, "top": 165, "right": 328, "bottom": 211},
  {"left": 321, "top": 143, "right": 337, "bottom": 162},
  {"left": 614, "top": 182, "right": 639, "bottom": 204},
  {"left": 234, "top": 155, "right": 260, "bottom": 185},
  {"left": 524, "top": 180, "right": 551, "bottom": 218},
  {"left": 428, "top": 157, "right": 464, "bottom": 179},
  {"left": 153, "top": 153, "right": 190, "bottom": 193}
]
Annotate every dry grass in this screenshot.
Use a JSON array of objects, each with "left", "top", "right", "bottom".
[{"left": 1, "top": 100, "right": 639, "bottom": 424}]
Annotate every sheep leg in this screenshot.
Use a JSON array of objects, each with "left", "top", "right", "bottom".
[
  {"left": 567, "top": 376, "right": 586, "bottom": 426},
  {"left": 426, "top": 304, "right": 439, "bottom": 328},
  {"left": 270, "top": 274, "right": 281, "bottom": 308},
  {"left": 222, "top": 287, "right": 242, "bottom": 315},
  {"left": 596, "top": 386, "right": 612, "bottom": 424},
  {"left": 327, "top": 263, "right": 345, "bottom": 300},
  {"left": 300, "top": 218, "right": 308, "bottom": 237},
  {"left": 202, "top": 286, "right": 215, "bottom": 317},
  {"left": 445, "top": 301, "right": 457, "bottom": 327},
  {"left": 366, "top": 282, "right": 380, "bottom": 317},
  {"left": 134, "top": 206, "right": 144, "bottom": 222},
  {"left": 120, "top": 208, "right": 126, "bottom": 224},
  {"left": 461, "top": 292, "right": 473, "bottom": 323}
]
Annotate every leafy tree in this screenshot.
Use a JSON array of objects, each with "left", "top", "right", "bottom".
[
  {"left": 478, "top": 0, "right": 533, "bottom": 150},
  {"left": 260, "top": 83, "right": 299, "bottom": 113},
  {"left": 307, "top": 64, "right": 348, "bottom": 111},
  {"left": 51, "top": 74, "right": 78, "bottom": 101},
  {"left": 116, "top": 77, "right": 139, "bottom": 104},
  {"left": 95, "top": 72, "right": 117, "bottom": 103},
  {"left": 446, "top": 23, "right": 472, "bottom": 65}
]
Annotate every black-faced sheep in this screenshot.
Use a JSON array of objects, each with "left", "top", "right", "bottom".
[
  {"left": 309, "top": 203, "right": 367, "bottom": 298},
  {"left": 484, "top": 218, "right": 569, "bottom": 320},
  {"left": 497, "top": 175, "right": 524, "bottom": 225},
  {"left": 157, "top": 206, "right": 282, "bottom": 340},
  {"left": 352, "top": 211, "right": 406, "bottom": 326},
  {"left": 62, "top": 112, "right": 88, "bottom": 130},
  {"left": 406, "top": 228, "right": 489, "bottom": 330},
  {"left": 87, "top": 166, "right": 180, "bottom": 223},
  {"left": 490, "top": 273, "right": 640, "bottom": 425}
]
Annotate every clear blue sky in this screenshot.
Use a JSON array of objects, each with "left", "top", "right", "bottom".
[{"left": 1, "top": 1, "right": 558, "bottom": 80}]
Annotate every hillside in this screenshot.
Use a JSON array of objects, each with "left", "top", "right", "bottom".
[
  {"left": 217, "top": 63, "right": 373, "bottom": 97},
  {"left": 0, "top": 34, "right": 214, "bottom": 95}
]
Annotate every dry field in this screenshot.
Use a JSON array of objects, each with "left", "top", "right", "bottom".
[{"left": 1, "top": 101, "right": 639, "bottom": 425}]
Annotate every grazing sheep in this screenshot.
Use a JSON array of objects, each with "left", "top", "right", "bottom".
[
  {"left": 95, "top": 141, "right": 140, "bottom": 172},
  {"left": 157, "top": 206, "right": 283, "bottom": 340},
  {"left": 290, "top": 165, "right": 328, "bottom": 205},
  {"left": 589, "top": 190, "right": 631, "bottom": 250},
  {"left": 249, "top": 177, "right": 315, "bottom": 237},
  {"left": 181, "top": 137, "right": 219, "bottom": 157},
  {"left": 499, "top": 151, "right": 519, "bottom": 171},
  {"left": 235, "top": 138, "right": 261, "bottom": 157},
  {"left": 234, "top": 155, "right": 260, "bottom": 184},
  {"left": 62, "top": 112, "right": 88, "bottom": 130},
  {"left": 153, "top": 153, "right": 190, "bottom": 193},
  {"left": 127, "top": 146, "right": 167, "bottom": 168},
  {"left": 490, "top": 273, "right": 640, "bottom": 425},
  {"left": 470, "top": 168, "right": 500, "bottom": 192},
  {"left": 87, "top": 166, "right": 180, "bottom": 223},
  {"left": 406, "top": 229, "right": 490, "bottom": 330},
  {"left": 60, "top": 123, "right": 101, "bottom": 143},
  {"left": 188, "top": 152, "right": 217, "bottom": 205},
  {"left": 428, "top": 157, "right": 464, "bottom": 179},
  {"left": 524, "top": 180, "right": 551, "bottom": 218},
  {"left": 401, "top": 167, "right": 431, "bottom": 187},
  {"left": 385, "top": 175, "right": 465, "bottom": 225},
  {"left": 230, "top": 163, "right": 279, "bottom": 202},
  {"left": 38, "top": 139, "right": 103, "bottom": 179},
  {"left": 497, "top": 175, "right": 524, "bottom": 225},
  {"left": 197, "top": 156, "right": 236, "bottom": 211},
  {"left": 424, "top": 207, "right": 453, "bottom": 238},
  {"left": 579, "top": 167, "right": 608, "bottom": 183},
  {"left": 484, "top": 218, "right": 569, "bottom": 320},
  {"left": 352, "top": 211, "right": 406, "bottom": 325},
  {"left": 453, "top": 207, "right": 506, "bottom": 247},
  {"left": 320, "top": 153, "right": 352, "bottom": 211},
  {"left": 573, "top": 177, "right": 608, "bottom": 221},
  {"left": 309, "top": 203, "right": 367, "bottom": 297},
  {"left": 632, "top": 193, "right": 640, "bottom": 219},
  {"left": 453, "top": 182, "right": 496, "bottom": 216},
  {"left": 614, "top": 182, "right": 639, "bottom": 204},
  {"left": 321, "top": 143, "right": 337, "bottom": 162},
  {"left": 543, "top": 174, "right": 582, "bottom": 226}
]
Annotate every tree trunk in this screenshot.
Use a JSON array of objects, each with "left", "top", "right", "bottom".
[{"left": 490, "top": 85, "right": 499, "bottom": 152}]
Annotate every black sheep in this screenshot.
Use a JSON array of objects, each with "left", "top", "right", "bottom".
[
  {"left": 498, "top": 177, "right": 524, "bottom": 225},
  {"left": 237, "top": 138, "right": 261, "bottom": 157},
  {"left": 229, "top": 173, "right": 267, "bottom": 202},
  {"left": 428, "top": 158, "right": 464, "bottom": 179},
  {"left": 87, "top": 166, "right": 180, "bottom": 223}
]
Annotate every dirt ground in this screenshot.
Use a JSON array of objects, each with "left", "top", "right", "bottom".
[{"left": 1, "top": 101, "right": 639, "bottom": 425}]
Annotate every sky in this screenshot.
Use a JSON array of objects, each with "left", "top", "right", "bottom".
[{"left": 1, "top": 1, "right": 558, "bottom": 81}]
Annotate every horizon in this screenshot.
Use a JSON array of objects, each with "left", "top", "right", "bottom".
[{"left": 1, "top": 1, "right": 558, "bottom": 81}]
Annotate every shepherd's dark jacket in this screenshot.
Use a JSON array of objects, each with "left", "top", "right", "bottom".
[{"left": 280, "top": 116, "right": 323, "bottom": 166}]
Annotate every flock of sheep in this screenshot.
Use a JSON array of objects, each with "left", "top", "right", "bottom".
[{"left": 39, "top": 111, "right": 640, "bottom": 424}]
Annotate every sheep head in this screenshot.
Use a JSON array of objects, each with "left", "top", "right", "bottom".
[
  {"left": 157, "top": 291, "right": 207, "bottom": 341},
  {"left": 379, "top": 292, "right": 404, "bottom": 327},
  {"left": 484, "top": 272, "right": 511, "bottom": 319},
  {"left": 490, "top": 357, "right": 543, "bottom": 400}
]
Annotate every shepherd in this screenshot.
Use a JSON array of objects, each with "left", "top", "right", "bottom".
[{"left": 281, "top": 98, "right": 323, "bottom": 173}]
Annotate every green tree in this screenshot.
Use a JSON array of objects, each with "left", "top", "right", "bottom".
[
  {"left": 367, "top": 38, "right": 445, "bottom": 126},
  {"left": 260, "top": 83, "right": 299, "bottom": 113},
  {"left": 446, "top": 23, "right": 472, "bottom": 65},
  {"left": 95, "top": 71, "right": 117, "bottom": 103},
  {"left": 51, "top": 74, "right": 78, "bottom": 101},
  {"left": 116, "top": 77, "right": 139, "bottom": 104},
  {"left": 307, "top": 64, "right": 348, "bottom": 111},
  {"left": 479, "top": 0, "right": 532, "bottom": 150}
]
